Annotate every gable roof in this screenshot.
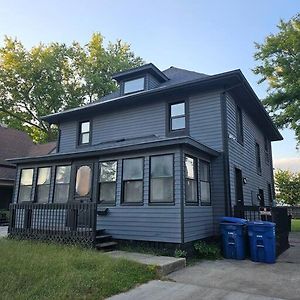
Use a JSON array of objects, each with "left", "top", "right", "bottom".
[{"left": 42, "top": 64, "right": 282, "bottom": 141}]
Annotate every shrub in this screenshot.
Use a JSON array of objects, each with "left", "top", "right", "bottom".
[
  {"left": 194, "top": 241, "right": 221, "bottom": 259},
  {"left": 174, "top": 248, "right": 187, "bottom": 258}
]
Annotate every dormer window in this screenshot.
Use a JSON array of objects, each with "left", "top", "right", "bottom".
[{"left": 124, "top": 77, "right": 145, "bottom": 94}]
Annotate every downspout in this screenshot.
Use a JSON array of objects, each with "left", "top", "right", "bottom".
[{"left": 220, "top": 92, "right": 232, "bottom": 216}]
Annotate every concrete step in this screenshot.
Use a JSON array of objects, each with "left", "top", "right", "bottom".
[{"left": 107, "top": 251, "right": 186, "bottom": 276}]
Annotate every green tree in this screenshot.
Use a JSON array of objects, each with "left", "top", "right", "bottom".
[
  {"left": 253, "top": 13, "right": 300, "bottom": 145},
  {"left": 0, "top": 33, "right": 144, "bottom": 142},
  {"left": 275, "top": 169, "right": 300, "bottom": 206}
]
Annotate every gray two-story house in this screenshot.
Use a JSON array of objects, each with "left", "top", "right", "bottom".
[{"left": 8, "top": 63, "right": 282, "bottom": 248}]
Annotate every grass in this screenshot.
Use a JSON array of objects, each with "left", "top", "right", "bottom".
[
  {"left": 0, "top": 239, "right": 157, "bottom": 300},
  {"left": 291, "top": 219, "right": 300, "bottom": 232}
]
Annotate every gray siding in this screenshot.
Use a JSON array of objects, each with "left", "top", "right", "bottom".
[
  {"left": 59, "top": 101, "right": 166, "bottom": 153},
  {"left": 97, "top": 149, "right": 182, "bottom": 243},
  {"left": 181, "top": 149, "right": 214, "bottom": 242},
  {"left": 226, "top": 94, "right": 274, "bottom": 207},
  {"left": 147, "top": 74, "right": 160, "bottom": 89},
  {"left": 189, "top": 91, "right": 223, "bottom": 151}
]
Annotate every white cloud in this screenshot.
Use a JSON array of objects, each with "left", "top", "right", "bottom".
[{"left": 273, "top": 157, "right": 300, "bottom": 173}]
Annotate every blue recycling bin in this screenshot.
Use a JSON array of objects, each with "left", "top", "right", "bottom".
[
  {"left": 247, "top": 221, "right": 276, "bottom": 264},
  {"left": 220, "top": 217, "right": 248, "bottom": 260}
]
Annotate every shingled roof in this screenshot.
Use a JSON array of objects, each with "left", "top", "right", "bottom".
[{"left": 0, "top": 125, "right": 56, "bottom": 181}]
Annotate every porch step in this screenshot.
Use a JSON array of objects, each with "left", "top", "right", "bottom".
[
  {"left": 96, "top": 229, "right": 105, "bottom": 235},
  {"left": 95, "top": 235, "right": 112, "bottom": 242},
  {"left": 96, "top": 241, "right": 118, "bottom": 251}
]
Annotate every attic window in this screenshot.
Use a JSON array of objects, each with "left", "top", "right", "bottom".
[{"left": 124, "top": 77, "right": 145, "bottom": 94}]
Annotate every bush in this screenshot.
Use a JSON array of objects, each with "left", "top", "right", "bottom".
[
  {"left": 194, "top": 241, "right": 221, "bottom": 259},
  {"left": 174, "top": 248, "right": 187, "bottom": 258}
]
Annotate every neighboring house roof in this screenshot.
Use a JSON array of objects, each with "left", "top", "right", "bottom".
[
  {"left": 41, "top": 64, "right": 282, "bottom": 141},
  {"left": 0, "top": 125, "right": 56, "bottom": 181},
  {"left": 8, "top": 136, "right": 219, "bottom": 164}
]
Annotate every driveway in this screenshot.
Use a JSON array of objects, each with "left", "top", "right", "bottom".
[{"left": 108, "top": 233, "right": 300, "bottom": 300}]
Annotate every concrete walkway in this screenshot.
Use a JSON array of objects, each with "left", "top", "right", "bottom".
[
  {"left": 107, "top": 233, "right": 300, "bottom": 300},
  {"left": 0, "top": 226, "right": 8, "bottom": 238},
  {"left": 107, "top": 250, "right": 186, "bottom": 275}
]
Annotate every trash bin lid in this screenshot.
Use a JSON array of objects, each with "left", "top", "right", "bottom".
[
  {"left": 221, "top": 217, "right": 248, "bottom": 224},
  {"left": 247, "top": 221, "right": 275, "bottom": 227}
]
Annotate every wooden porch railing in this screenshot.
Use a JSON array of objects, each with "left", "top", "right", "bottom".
[
  {"left": 8, "top": 202, "right": 97, "bottom": 247},
  {"left": 233, "top": 205, "right": 291, "bottom": 255}
]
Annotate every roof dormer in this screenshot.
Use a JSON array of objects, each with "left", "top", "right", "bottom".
[{"left": 112, "top": 63, "right": 169, "bottom": 96}]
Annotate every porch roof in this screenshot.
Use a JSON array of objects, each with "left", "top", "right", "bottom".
[{"left": 7, "top": 136, "right": 220, "bottom": 164}]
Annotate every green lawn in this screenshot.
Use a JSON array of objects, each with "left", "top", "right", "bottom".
[
  {"left": 0, "top": 239, "right": 157, "bottom": 300},
  {"left": 291, "top": 219, "right": 300, "bottom": 232}
]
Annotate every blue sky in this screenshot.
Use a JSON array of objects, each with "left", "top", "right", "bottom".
[{"left": 0, "top": 0, "right": 299, "bottom": 169}]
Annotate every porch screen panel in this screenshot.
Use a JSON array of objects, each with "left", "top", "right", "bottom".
[
  {"left": 122, "top": 158, "right": 143, "bottom": 203},
  {"left": 150, "top": 155, "right": 174, "bottom": 203},
  {"left": 99, "top": 161, "right": 117, "bottom": 204},
  {"left": 36, "top": 167, "right": 51, "bottom": 203},
  {"left": 54, "top": 165, "right": 71, "bottom": 203},
  {"left": 199, "top": 160, "right": 211, "bottom": 205},
  {"left": 185, "top": 156, "right": 198, "bottom": 204},
  {"left": 18, "top": 168, "right": 34, "bottom": 202}
]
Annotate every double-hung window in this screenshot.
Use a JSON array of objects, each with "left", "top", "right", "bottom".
[
  {"left": 122, "top": 158, "right": 144, "bottom": 203},
  {"left": 54, "top": 165, "right": 71, "bottom": 203},
  {"left": 18, "top": 168, "right": 34, "bottom": 202},
  {"left": 99, "top": 161, "right": 117, "bottom": 204},
  {"left": 185, "top": 156, "right": 198, "bottom": 204},
  {"left": 255, "top": 142, "right": 262, "bottom": 175},
  {"left": 36, "top": 167, "right": 51, "bottom": 203},
  {"left": 199, "top": 161, "right": 211, "bottom": 205},
  {"left": 150, "top": 154, "right": 174, "bottom": 203},
  {"left": 170, "top": 102, "right": 186, "bottom": 131},
  {"left": 78, "top": 121, "right": 90, "bottom": 145}
]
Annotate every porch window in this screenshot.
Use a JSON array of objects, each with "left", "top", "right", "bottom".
[
  {"left": 75, "top": 165, "right": 92, "bottom": 197},
  {"left": 54, "top": 165, "right": 71, "bottom": 203},
  {"left": 185, "top": 156, "right": 198, "bottom": 204},
  {"left": 78, "top": 121, "right": 90, "bottom": 145},
  {"left": 150, "top": 154, "right": 174, "bottom": 203},
  {"left": 122, "top": 158, "right": 144, "bottom": 203},
  {"left": 199, "top": 161, "right": 211, "bottom": 205},
  {"left": 18, "top": 168, "right": 34, "bottom": 202},
  {"left": 36, "top": 167, "right": 51, "bottom": 203},
  {"left": 99, "top": 161, "right": 117, "bottom": 204},
  {"left": 170, "top": 102, "right": 186, "bottom": 131},
  {"left": 255, "top": 142, "right": 262, "bottom": 175}
]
